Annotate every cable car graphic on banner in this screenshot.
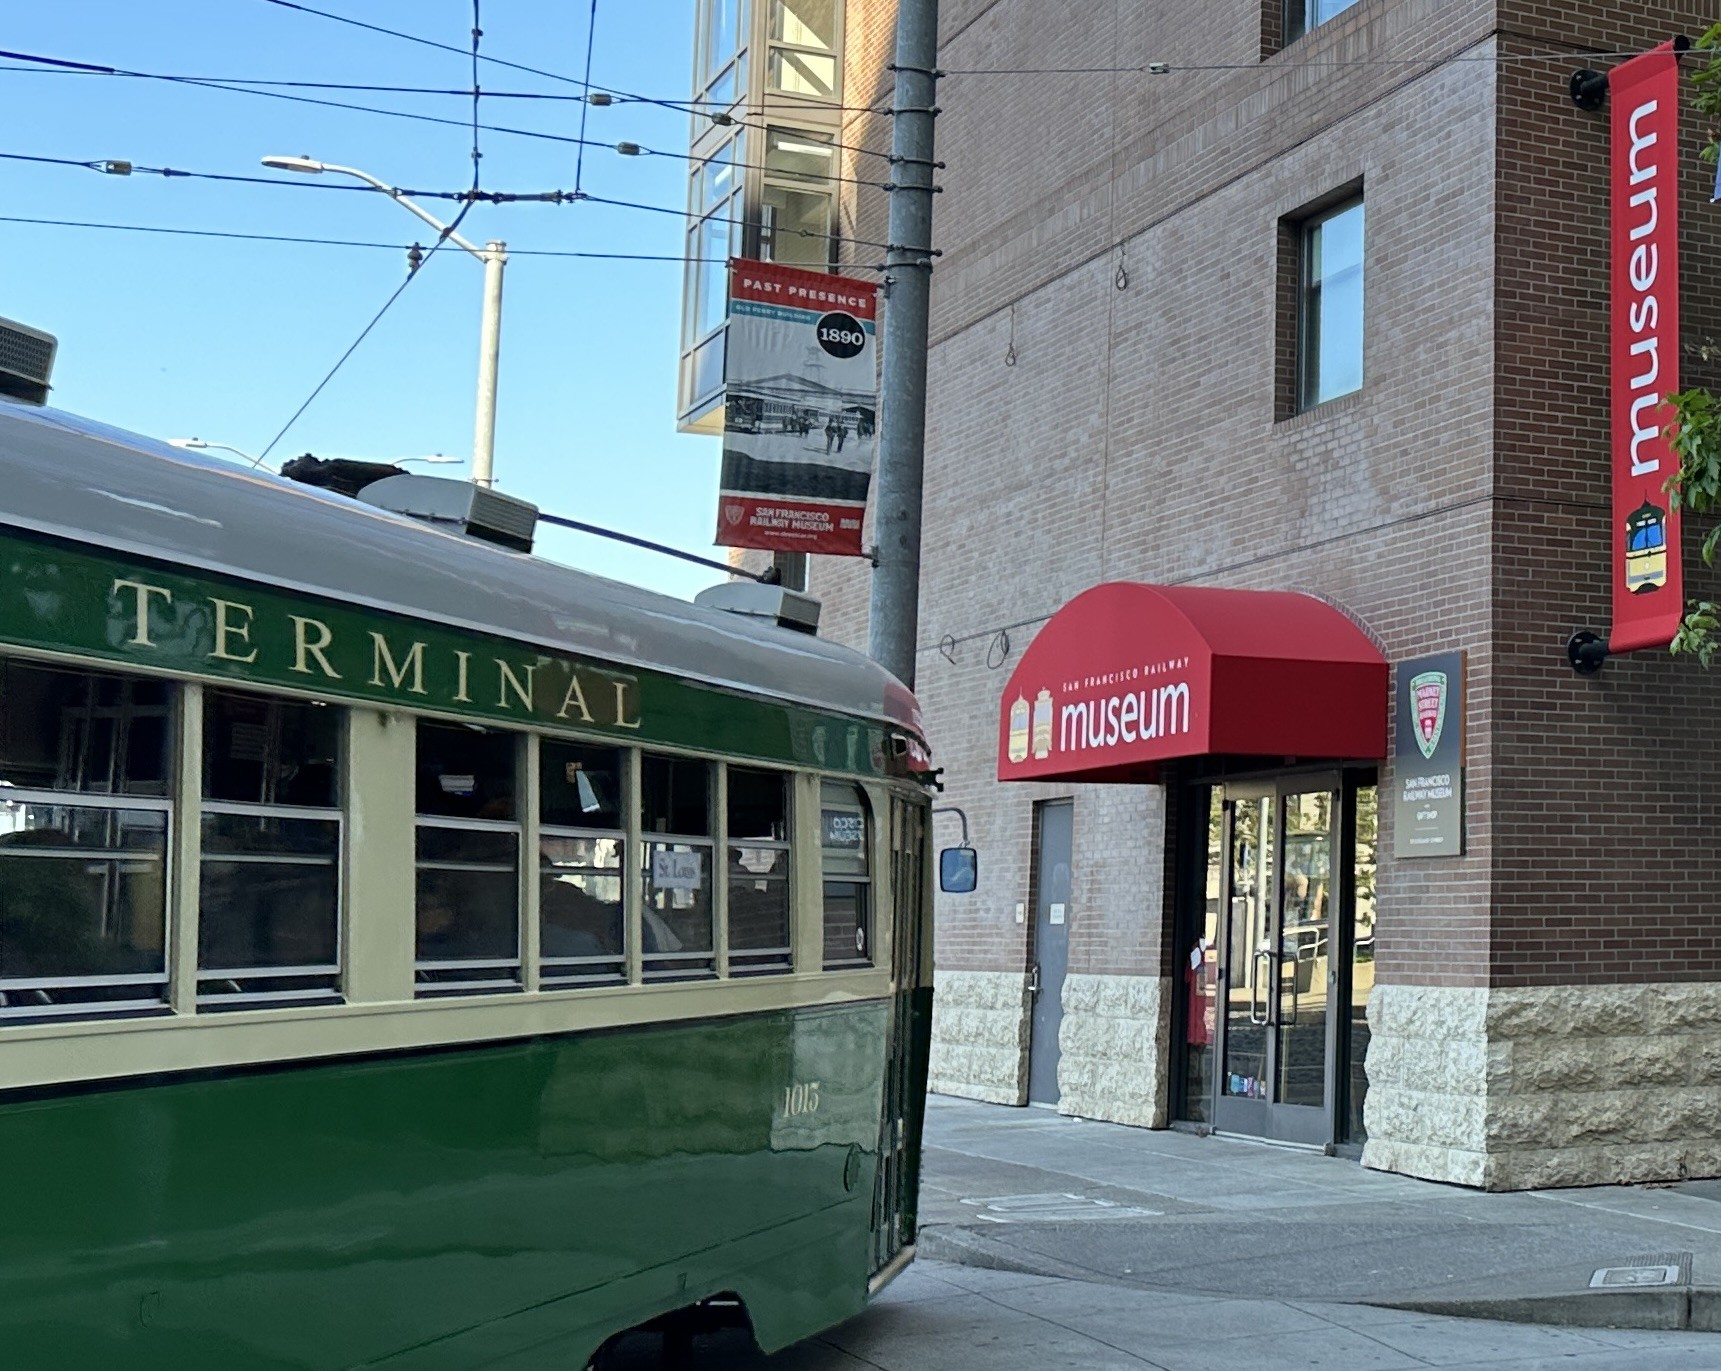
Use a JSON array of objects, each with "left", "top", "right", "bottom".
[{"left": 1624, "top": 500, "right": 1669, "bottom": 594}]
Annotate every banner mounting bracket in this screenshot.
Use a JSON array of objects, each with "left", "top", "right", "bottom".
[{"left": 1568, "top": 630, "right": 1610, "bottom": 675}]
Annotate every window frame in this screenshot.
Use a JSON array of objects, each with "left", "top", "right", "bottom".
[
  {"left": 1284, "top": 0, "right": 1362, "bottom": 45},
  {"left": 758, "top": 126, "right": 837, "bottom": 269},
  {"left": 1295, "top": 194, "right": 1365, "bottom": 413},
  {"left": 539, "top": 738, "right": 629, "bottom": 989},
  {"left": 0, "top": 658, "right": 177, "bottom": 1023},
  {"left": 412, "top": 723, "right": 525, "bottom": 997},
  {"left": 639, "top": 752, "right": 719, "bottom": 983},
  {"left": 196, "top": 689, "right": 345, "bottom": 1010},
  {"left": 724, "top": 764, "right": 794, "bottom": 977},
  {"left": 818, "top": 778, "right": 874, "bottom": 971},
  {"left": 765, "top": 0, "right": 844, "bottom": 103}
]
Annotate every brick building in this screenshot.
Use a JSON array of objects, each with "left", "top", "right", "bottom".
[{"left": 681, "top": 0, "right": 1721, "bottom": 1189}]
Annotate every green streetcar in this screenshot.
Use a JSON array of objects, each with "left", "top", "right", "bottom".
[{"left": 0, "top": 402, "right": 935, "bottom": 1368}]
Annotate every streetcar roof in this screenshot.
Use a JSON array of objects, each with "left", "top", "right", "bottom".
[{"left": 0, "top": 403, "right": 923, "bottom": 739}]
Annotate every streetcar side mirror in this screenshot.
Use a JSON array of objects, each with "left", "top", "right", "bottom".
[{"left": 939, "top": 847, "right": 978, "bottom": 894}]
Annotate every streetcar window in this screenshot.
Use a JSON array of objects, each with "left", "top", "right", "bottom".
[
  {"left": 0, "top": 660, "right": 171, "bottom": 1020},
  {"left": 640, "top": 753, "right": 715, "bottom": 981},
  {"left": 540, "top": 740, "right": 626, "bottom": 988},
  {"left": 197, "top": 690, "right": 343, "bottom": 1009},
  {"left": 820, "top": 781, "right": 872, "bottom": 969},
  {"left": 641, "top": 754, "right": 709, "bottom": 836},
  {"left": 415, "top": 723, "right": 522, "bottom": 995},
  {"left": 727, "top": 767, "right": 791, "bottom": 976}
]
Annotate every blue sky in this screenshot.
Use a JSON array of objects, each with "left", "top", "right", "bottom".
[{"left": 4, "top": 0, "right": 720, "bottom": 599}]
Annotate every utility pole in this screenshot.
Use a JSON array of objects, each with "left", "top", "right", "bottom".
[
  {"left": 472, "top": 240, "right": 507, "bottom": 488},
  {"left": 867, "top": 0, "right": 940, "bottom": 690}
]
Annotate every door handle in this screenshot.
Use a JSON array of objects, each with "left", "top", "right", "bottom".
[
  {"left": 1250, "top": 948, "right": 1270, "bottom": 1025},
  {"left": 1027, "top": 964, "right": 1040, "bottom": 997}
]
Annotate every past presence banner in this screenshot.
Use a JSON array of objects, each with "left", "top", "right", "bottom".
[
  {"left": 715, "top": 259, "right": 879, "bottom": 557},
  {"left": 1608, "top": 42, "right": 1683, "bottom": 653}
]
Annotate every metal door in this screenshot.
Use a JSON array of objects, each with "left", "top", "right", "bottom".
[
  {"left": 873, "top": 797, "right": 929, "bottom": 1274},
  {"left": 1027, "top": 800, "right": 1072, "bottom": 1106},
  {"left": 1211, "top": 779, "right": 1341, "bottom": 1145}
]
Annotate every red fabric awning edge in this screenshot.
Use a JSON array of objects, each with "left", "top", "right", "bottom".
[{"left": 996, "top": 583, "right": 1388, "bottom": 783}]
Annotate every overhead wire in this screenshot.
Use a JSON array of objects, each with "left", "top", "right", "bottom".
[
  {"left": 0, "top": 214, "right": 762, "bottom": 263},
  {"left": 935, "top": 49, "right": 1656, "bottom": 76},
  {"left": 0, "top": 147, "right": 895, "bottom": 252},
  {"left": 0, "top": 62, "right": 903, "bottom": 136},
  {"left": 0, "top": 149, "right": 896, "bottom": 250},
  {"left": 0, "top": 47, "right": 642, "bottom": 154},
  {"left": 574, "top": 0, "right": 600, "bottom": 194},
  {"left": 536, "top": 512, "right": 763, "bottom": 581}
]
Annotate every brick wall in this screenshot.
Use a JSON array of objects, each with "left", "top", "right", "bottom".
[
  {"left": 805, "top": 0, "right": 1509, "bottom": 997},
  {"left": 1487, "top": 3, "right": 1721, "bottom": 986},
  {"left": 800, "top": 0, "right": 1721, "bottom": 1013}
]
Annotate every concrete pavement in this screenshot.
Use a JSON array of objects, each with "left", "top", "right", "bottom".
[
  {"left": 608, "top": 1260, "right": 1721, "bottom": 1368},
  {"left": 606, "top": 1095, "right": 1721, "bottom": 1367},
  {"left": 913, "top": 1094, "right": 1721, "bottom": 1329}
]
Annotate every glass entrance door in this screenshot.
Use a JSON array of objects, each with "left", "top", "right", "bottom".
[{"left": 1213, "top": 781, "right": 1339, "bottom": 1144}]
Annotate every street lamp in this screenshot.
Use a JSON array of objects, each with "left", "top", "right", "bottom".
[
  {"left": 261, "top": 155, "right": 508, "bottom": 488},
  {"left": 168, "top": 437, "right": 272, "bottom": 470},
  {"left": 320, "top": 453, "right": 464, "bottom": 468}
]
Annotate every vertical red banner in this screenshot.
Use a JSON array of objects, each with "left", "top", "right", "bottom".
[{"left": 1609, "top": 43, "right": 1683, "bottom": 653}]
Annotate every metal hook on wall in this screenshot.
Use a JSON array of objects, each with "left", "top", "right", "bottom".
[{"left": 1004, "top": 305, "right": 1018, "bottom": 367}]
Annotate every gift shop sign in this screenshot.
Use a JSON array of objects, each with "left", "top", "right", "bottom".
[
  {"left": 1609, "top": 42, "right": 1683, "bottom": 654},
  {"left": 1393, "top": 651, "right": 1465, "bottom": 858}
]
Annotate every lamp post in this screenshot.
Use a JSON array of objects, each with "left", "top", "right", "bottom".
[
  {"left": 168, "top": 437, "right": 271, "bottom": 470},
  {"left": 261, "top": 155, "right": 508, "bottom": 487},
  {"left": 170, "top": 440, "right": 460, "bottom": 474}
]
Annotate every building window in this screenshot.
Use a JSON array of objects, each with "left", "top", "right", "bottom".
[
  {"left": 1286, "top": 0, "right": 1360, "bottom": 44},
  {"left": 641, "top": 754, "right": 716, "bottom": 981},
  {"left": 415, "top": 723, "right": 521, "bottom": 996},
  {"left": 695, "top": 0, "right": 748, "bottom": 108},
  {"left": 1298, "top": 197, "right": 1364, "bottom": 411},
  {"left": 198, "top": 690, "right": 342, "bottom": 1008},
  {"left": 0, "top": 660, "right": 171, "bottom": 1020},
  {"left": 540, "top": 739, "right": 627, "bottom": 988},
  {"left": 767, "top": 0, "right": 839, "bottom": 99},
  {"left": 727, "top": 767, "right": 791, "bottom": 975},
  {"left": 687, "top": 137, "right": 744, "bottom": 348},
  {"left": 678, "top": 0, "right": 848, "bottom": 432},
  {"left": 761, "top": 127, "right": 836, "bottom": 267},
  {"left": 820, "top": 780, "right": 871, "bottom": 969},
  {"left": 682, "top": 132, "right": 747, "bottom": 422}
]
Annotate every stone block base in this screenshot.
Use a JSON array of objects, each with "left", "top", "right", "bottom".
[
  {"left": 928, "top": 968, "right": 1030, "bottom": 1103},
  {"left": 1363, "top": 982, "right": 1721, "bottom": 1190},
  {"left": 1056, "top": 974, "right": 1170, "bottom": 1128}
]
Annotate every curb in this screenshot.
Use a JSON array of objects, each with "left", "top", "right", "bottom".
[
  {"left": 915, "top": 1225, "right": 1098, "bottom": 1283},
  {"left": 919, "top": 1225, "right": 1721, "bottom": 1334},
  {"left": 1371, "top": 1287, "right": 1721, "bottom": 1333}
]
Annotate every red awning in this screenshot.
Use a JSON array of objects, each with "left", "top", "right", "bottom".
[{"left": 997, "top": 583, "right": 1388, "bottom": 783}]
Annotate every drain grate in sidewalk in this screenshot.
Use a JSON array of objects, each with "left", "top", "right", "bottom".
[
  {"left": 1588, "top": 1251, "right": 1693, "bottom": 1290},
  {"left": 959, "top": 1192, "right": 1160, "bottom": 1223}
]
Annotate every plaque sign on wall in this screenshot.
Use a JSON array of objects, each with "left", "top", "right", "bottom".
[{"left": 1393, "top": 651, "right": 1465, "bottom": 858}]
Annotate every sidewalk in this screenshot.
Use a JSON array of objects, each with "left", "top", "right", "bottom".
[
  {"left": 914, "top": 1094, "right": 1721, "bottom": 1329},
  {"left": 607, "top": 1096, "right": 1721, "bottom": 1368}
]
